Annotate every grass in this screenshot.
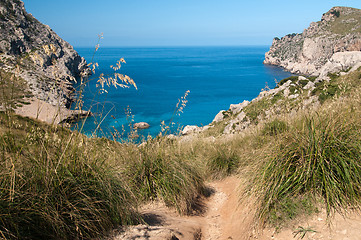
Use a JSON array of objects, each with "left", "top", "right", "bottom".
[
  {"left": 205, "top": 142, "right": 240, "bottom": 179},
  {"left": 0, "top": 113, "right": 140, "bottom": 239},
  {"left": 277, "top": 76, "right": 299, "bottom": 87},
  {"left": 0, "top": 69, "right": 32, "bottom": 112},
  {"left": 293, "top": 226, "right": 317, "bottom": 239},
  {"left": 327, "top": 9, "right": 361, "bottom": 35},
  {"left": 1, "top": 39, "right": 361, "bottom": 239},
  {"left": 262, "top": 119, "right": 288, "bottom": 136},
  {"left": 124, "top": 139, "right": 205, "bottom": 214},
  {"left": 251, "top": 94, "right": 361, "bottom": 226}
]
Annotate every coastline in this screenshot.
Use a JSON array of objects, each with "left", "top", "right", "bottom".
[{"left": 14, "top": 98, "right": 91, "bottom": 125}]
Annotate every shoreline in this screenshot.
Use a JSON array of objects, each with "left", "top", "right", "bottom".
[{"left": 14, "top": 98, "right": 91, "bottom": 125}]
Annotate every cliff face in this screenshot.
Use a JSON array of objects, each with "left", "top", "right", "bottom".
[
  {"left": 264, "top": 6, "right": 361, "bottom": 76},
  {"left": 0, "top": 0, "right": 88, "bottom": 107}
]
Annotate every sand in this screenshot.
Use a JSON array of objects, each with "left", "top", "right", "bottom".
[
  {"left": 110, "top": 176, "right": 361, "bottom": 240},
  {"left": 14, "top": 98, "right": 89, "bottom": 124}
]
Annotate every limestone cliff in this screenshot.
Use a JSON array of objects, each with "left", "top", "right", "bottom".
[
  {"left": 264, "top": 6, "right": 361, "bottom": 76},
  {"left": 0, "top": 0, "right": 88, "bottom": 107}
]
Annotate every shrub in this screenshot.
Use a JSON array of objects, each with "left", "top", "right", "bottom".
[{"left": 277, "top": 76, "right": 298, "bottom": 87}]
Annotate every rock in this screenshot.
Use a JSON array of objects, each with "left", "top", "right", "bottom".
[
  {"left": 223, "top": 112, "right": 248, "bottom": 134},
  {"left": 133, "top": 122, "right": 150, "bottom": 129},
  {"left": 303, "top": 81, "right": 315, "bottom": 90},
  {"left": 317, "top": 51, "right": 361, "bottom": 79},
  {"left": 59, "top": 110, "right": 92, "bottom": 124},
  {"left": 181, "top": 125, "right": 201, "bottom": 135},
  {"left": 229, "top": 100, "right": 250, "bottom": 114},
  {"left": 288, "top": 93, "right": 300, "bottom": 99},
  {"left": 167, "top": 134, "right": 177, "bottom": 140},
  {"left": 201, "top": 125, "right": 211, "bottom": 131},
  {"left": 298, "top": 76, "right": 307, "bottom": 81},
  {"left": 349, "top": 62, "right": 361, "bottom": 72},
  {"left": 212, "top": 110, "right": 226, "bottom": 123},
  {"left": 0, "top": 0, "right": 89, "bottom": 108},
  {"left": 264, "top": 7, "right": 361, "bottom": 76}
]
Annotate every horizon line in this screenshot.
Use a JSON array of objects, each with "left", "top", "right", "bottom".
[{"left": 74, "top": 44, "right": 272, "bottom": 48}]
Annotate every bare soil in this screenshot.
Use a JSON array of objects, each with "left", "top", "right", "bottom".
[{"left": 111, "top": 176, "right": 361, "bottom": 240}]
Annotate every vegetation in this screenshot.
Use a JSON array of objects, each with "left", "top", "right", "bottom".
[
  {"left": 327, "top": 8, "right": 361, "bottom": 35},
  {"left": 1, "top": 45, "right": 361, "bottom": 239},
  {"left": 0, "top": 113, "right": 141, "bottom": 239},
  {"left": 0, "top": 69, "right": 32, "bottom": 112},
  {"left": 253, "top": 102, "right": 361, "bottom": 225},
  {"left": 248, "top": 71, "right": 361, "bottom": 227}
]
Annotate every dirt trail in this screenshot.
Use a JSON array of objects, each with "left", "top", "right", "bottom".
[{"left": 111, "top": 176, "right": 361, "bottom": 240}]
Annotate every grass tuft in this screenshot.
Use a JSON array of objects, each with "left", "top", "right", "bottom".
[
  {"left": 124, "top": 140, "right": 205, "bottom": 214},
  {"left": 206, "top": 143, "right": 240, "bottom": 178},
  {"left": 262, "top": 119, "right": 288, "bottom": 136},
  {"left": 254, "top": 104, "right": 361, "bottom": 225},
  {"left": 0, "top": 113, "right": 140, "bottom": 239}
]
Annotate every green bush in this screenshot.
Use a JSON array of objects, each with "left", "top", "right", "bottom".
[{"left": 277, "top": 76, "right": 298, "bottom": 87}]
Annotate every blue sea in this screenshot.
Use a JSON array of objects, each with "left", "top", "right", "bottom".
[{"left": 74, "top": 46, "right": 292, "bottom": 139}]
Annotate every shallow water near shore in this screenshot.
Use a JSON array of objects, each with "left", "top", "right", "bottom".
[{"left": 73, "top": 46, "right": 292, "bottom": 139}]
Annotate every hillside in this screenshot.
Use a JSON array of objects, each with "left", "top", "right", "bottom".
[
  {"left": 1, "top": 3, "right": 361, "bottom": 240},
  {"left": 0, "top": 0, "right": 88, "bottom": 109},
  {"left": 264, "top": 6, "right": 361, "bottom": 76}
]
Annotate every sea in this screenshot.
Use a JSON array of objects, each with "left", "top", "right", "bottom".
[{"left": 73, "top": 46, "right": 292, "bottom": 140}]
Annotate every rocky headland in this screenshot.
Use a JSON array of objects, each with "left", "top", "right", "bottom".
[
  {"left": 264, "top": 6, "right": 361, "bottom": 76},
  {"left": 182, "top": 6, "right": 361, "bottom": 137},
  {"left": 0, "top": 0, "right": 89, "bottom": 123}
]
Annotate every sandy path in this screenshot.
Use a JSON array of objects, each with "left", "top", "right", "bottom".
[
  {"left": 110, "top": 176, "right": 361, "bottom": 240},
  {"left": 202, "top": 176, "right": 255, "bottom": 240}
]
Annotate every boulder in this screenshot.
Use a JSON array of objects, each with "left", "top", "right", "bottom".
[
  {"left": 229, "top": 100, "right": 250, "bottom": 114},
  {"left": 133, "top": 122, "right": 150, "bottom": 129},
  {"left": 181, "top": 125, "right": 201, "bottom": 135},
  {"left": 212, "top": 110, "right": 226, "bottom": 123}
]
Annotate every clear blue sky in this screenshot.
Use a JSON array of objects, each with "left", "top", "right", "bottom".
[{"left": 22, "top": 0, "right": 361, "bottom": 47}]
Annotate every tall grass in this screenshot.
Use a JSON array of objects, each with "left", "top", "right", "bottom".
[
  {"left": 124, "top": 139, "right": 205, "bottom": 214},
  {"left": 0, "top": 113, "right": 140, "bottom": 239},
  {"left": 253, "top": 98, "right": 361, "bottom": 225}
]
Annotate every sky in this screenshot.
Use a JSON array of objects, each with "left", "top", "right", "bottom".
[{"left": 22, "top": 0, "right": 361, "bottom": 47}]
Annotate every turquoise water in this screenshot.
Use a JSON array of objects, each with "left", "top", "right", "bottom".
[{"left": 74, "top": 46, "right": 292, "bottom": 139}]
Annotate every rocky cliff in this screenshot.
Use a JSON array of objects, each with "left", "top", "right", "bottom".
[
  {"left": 182, "top": 6, "right": 361, "bottom": 137},
  {"left": 0, "top": 0, "right": 88, "bottom": 108},
  {"left": 264, "top": 6, "right": 361, "bottom": 76}
]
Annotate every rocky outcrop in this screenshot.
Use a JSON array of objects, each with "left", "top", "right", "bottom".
[
  {"left": 182, "top": 7, "right": 361, "bottom": 138},
  {"left": 318, "top": 51, "right": 361, "bottom": 78},
  {"left": 264, "top": 7, "right": 361, "bottom": 76},
  {"left": 0, "top": 0, "right": 89, "bottom": 108}
]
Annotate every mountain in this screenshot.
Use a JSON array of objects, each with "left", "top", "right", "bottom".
[
  {"left": 0, "top": 0, "right": 88, "bottom": 108},
  {"left": 264, "top": 6, "right": 361, "bottom": 76}
]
